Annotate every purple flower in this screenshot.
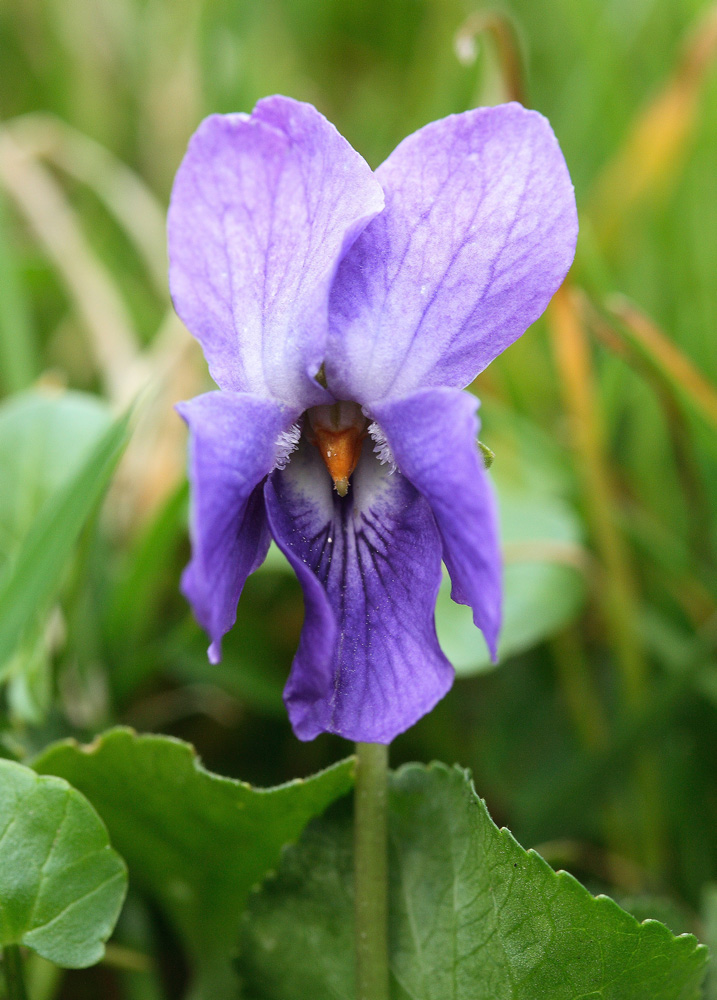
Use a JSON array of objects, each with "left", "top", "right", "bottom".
[{"left": 168, "top": 96, "right": 577, "bottom": 744}]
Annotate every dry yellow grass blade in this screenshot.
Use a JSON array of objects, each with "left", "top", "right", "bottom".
[
  {"left": 112, "top": 311, "right": 204, "bottom": 531},
  {"left": 0, "top": 118, "right": 207, "bottom": 528},
  {"left": 0, "top": 121, "right": 203, "bottom": 525},
  {"left": 503, "top": 539, "right": 593, "bottom": 574},
  {"left": 0, "top": 129, "right": 142, "bottom": 404},
  {"left": 607, "top": 295, "right": 717, "bottom": 431},
  {"left": 548, "top": 285, "right": 648, "bottom": 711},
  {"left": 578, "top": 293, "right": 716, "bottom": 623},
  {"left": 549, "top": 284, "right": 665, "bottom": 869},
  {"left": 5, "top": 114, "right": 168, "bottom": 298},
  {"left": 589, "top": 3, "right": 717, "bottom": 241}
]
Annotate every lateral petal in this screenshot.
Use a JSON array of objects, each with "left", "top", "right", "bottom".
[
  {"left": 371, "top": 388, "right": 502, "bottom": 658},
  {"left": 177, "top": 391, "right": 297, "bottom": 663},
  {"left": 169, "top": 96, "right": 384, "bottom": 409},
  {"left": 265, "top": 439, "right": 453, "bottom": 743},
  {"left": 327, "top": 103, "right": 577, "bottom": 402}
]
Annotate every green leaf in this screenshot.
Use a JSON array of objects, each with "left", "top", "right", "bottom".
[
  {"left": 33, "top": 727, "right": 355, "bottom": 998},
  {"left": 103, "top": 479, "right": 188, "bottom": 659},
  {"left": 613, "top": 894, "right": 696, "bottom": 938},
  {"left": 0, "top": 389, "right": 113, "bottom": 572},
  {"left": 437, "top": 400, "right": 588, "bottom": 673},
  {"left": 0, "top": 389, "right": 115, "bottom": 720},
  {"left": 0, "top": 191, "right": 37, "bottom": 394},
  {"left": 0, "top": 758, "right": 127, "bottom": 968},
  {"left": 0, "top": 397, "right": 129, "bottom": 667},
  {"left": 239, "top": 764, "right": 707, "bottom": 1000},
  {"left": 436, "top": 487, "right": 587, "bottom": 676},
  {"left": 4, "top": 624, "right": 54, "bottom": 724}
]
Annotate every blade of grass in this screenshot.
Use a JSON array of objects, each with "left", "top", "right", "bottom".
[
  {"left": 0, "top": 130, "right": 142, "bottom": 404},
  {"left": 606, "top": 295, "right": 717, "bottom": 431},
  {"left": 549, "top": 284, "right": 665, "bottom": 871},
  {"left": 519, "top": 633, "right": 708, "bottom": 841},
  {"left": 5, "top": 114, "right": 168, "bottom": 299},
  {"left": 551, "top": 625, "right": 610, "bottom": 753},
  {"left": 0, "top": 190, "right": 36, "bottom": 393},
  {"left": 582, "top": 292, "right": 715, "bottom": 564},
  {"left": 104, "top": 479, "right": 187, "bottom": 654},
  {"left": 550, "top": 285, "right": 648, "bottom": 710},
  {"left": 621, "top": 500, "right": 716, "bottom": 625},
  {"left": 0, "top": 410, "right": 131, "bottom": 667},
  {"left": 588, "top": 3, "right": 717, "bottom": 242}
]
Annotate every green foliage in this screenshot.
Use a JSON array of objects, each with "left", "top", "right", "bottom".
[
  {"left": 240, "top": 764, "right": 707, "bottom": 1000},
  {"left": 0, "top": 390, "right": 112, "bottom": 576},
  {"left": 0, "top": 758, "right": 127, "bottom": 968},
  {"left": 437, "top": 485, "right": 585, "bottom": 676},
  {"left": 0, "top": 192, "right": 36, "bottom": 394},
  {"left": 437, "top": 400, "right": 587, "bottom": 674},
  {"left": 33, "top": 728, "right": 355, "bottom": 997},
  {"left": 0, "top": 0, "right": 716, "bottom": 993},
  {"left": 0, "top": 394, "right": 128, "bottom": 671}
]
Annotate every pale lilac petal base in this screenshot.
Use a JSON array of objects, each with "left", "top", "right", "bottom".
[
  {"left": 169, "top": 96, "right": 384, "bottom": 409},
  {"left": 265, "top": 438, "right": 453, "bottom": 743},
  {"left": 178, "top": 391, "right": 296, "bottom": 663},
  {"left": 372, "top": 388, "right": 502, "bottom": 657}
]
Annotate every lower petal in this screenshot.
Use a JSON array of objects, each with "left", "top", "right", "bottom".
[
  {"left": 264, "top": 438, "right": 453, "bottom": 743},
  {"left": 371, "top": 388, "right": 502, "bottom": 658},
  {"left": 178, "top": 391, "right": 297, "bottom": 663}
]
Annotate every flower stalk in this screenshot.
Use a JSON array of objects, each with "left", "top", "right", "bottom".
[
  {"left": 354, "top": 742, "right": 390, "bottom": 1000},
  {"left": 2, "top": 945, "right": 29, "bottom": 1000}
]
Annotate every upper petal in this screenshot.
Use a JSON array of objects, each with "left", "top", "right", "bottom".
[
  {"left": 371, "top": 388, "right": 502, "bottom": 657},
  {"left": 168, "top": 96, "right": 384, "bottom": 409},
  {"left": 178, "top": 390, "right": 297, "bottom": 663},
  {"left": 326, "top": 103, "right": 578, "bottom": 403},
  {"left": 264, "top": 437, "right": 453, "bottom": 743}
]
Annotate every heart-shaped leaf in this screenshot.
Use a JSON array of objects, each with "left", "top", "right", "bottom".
[
  {"left": 239, "top": 763, "right": 707, "bottom": 1000},
  {"left": 0, "top": 759, "right": 127, "bottom": 968},
  {"left": 34, "top": 727, "right": 355, "bottom": 998}
]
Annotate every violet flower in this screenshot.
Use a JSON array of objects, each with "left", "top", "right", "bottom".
[{"left": 169, "top": 96, "right": 577, "bottom": 743}]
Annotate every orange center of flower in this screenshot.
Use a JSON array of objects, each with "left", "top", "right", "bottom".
[{"left": 306, "top": 402, "right": 368, "bottom": 497}]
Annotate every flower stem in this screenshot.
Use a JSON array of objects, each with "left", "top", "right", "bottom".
[
  {"left": 354, "top": 741, "right": 389, "bottom": 1000},
  {"left": 3, "top": 945, "right": 29, "bottom": 1000}
]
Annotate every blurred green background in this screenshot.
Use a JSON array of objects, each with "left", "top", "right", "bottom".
[{"left": 1, "top": 0, "right": 717, "bottom": 996}]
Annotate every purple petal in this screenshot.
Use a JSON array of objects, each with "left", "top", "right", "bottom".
[
  {"left": 371, "top": 388, "right": 502, "bottom": 658},
  {"left": 169, "top": 96, "right": 384, "bottom": 409},
  {"left": 264, "top": 438, "right": 453, "bottom": 743},
  {"left": 326, "top": 103, "right": 578, "bottom": 403},
  {"left": 178, "top": 391, "right": 297, "bottom": 663}
]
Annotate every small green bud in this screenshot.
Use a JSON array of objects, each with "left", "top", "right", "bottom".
[{"left": 478, "top": 440, "right": 495, "bottom": 469}]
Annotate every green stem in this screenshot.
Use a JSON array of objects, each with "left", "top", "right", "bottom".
[
  {"left": 3, "top": 945, "right": 29, "bottom": 1000},
  {"left": 354, "top": 742, "right": 389, "bottom": 1000}
]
